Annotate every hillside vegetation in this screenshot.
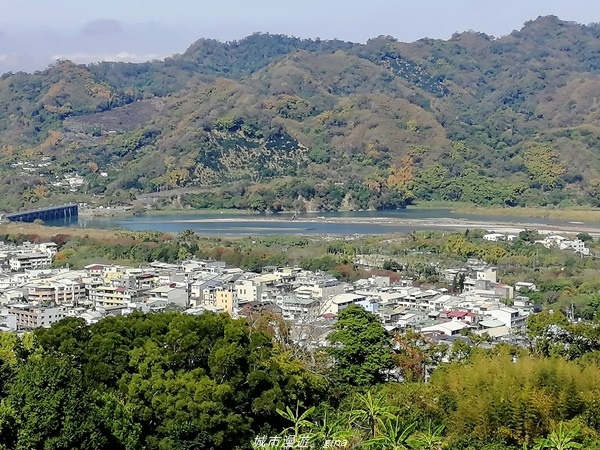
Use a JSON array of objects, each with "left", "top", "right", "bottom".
[{"left": 3, "top": 16, "right": 600, "bottom": 212}]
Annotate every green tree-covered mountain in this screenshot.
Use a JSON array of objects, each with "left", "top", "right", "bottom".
[{"left": 3, "top": 16, "right": 600, "bottom": 211}]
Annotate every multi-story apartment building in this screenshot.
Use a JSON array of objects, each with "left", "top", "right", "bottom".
[
  {"left": 215, "top": 288, "right": 237, "bottom": 316},
  {"left": 26, "top": 279, "right": 85, "bottom": 305},
  {"left": 89, "top": 286, "right": 134, "bottom": 308},
  {"left": 9, "top": 304, "right": 65, "bottom": 330},
  {"left": 110, "top": 272, "right": 160, "bottom": 291},
  {"left": 146, "top": 286, "right": 189, "bottom": 308},
  {"left": 275, "top": 294, "right": 321, "bottom": 321},
  {"left": 9, "top": 253, "right": 52, "bottom": 271},
  {"left": 236, "top": 279, "right": 263, "bottom": 303}
]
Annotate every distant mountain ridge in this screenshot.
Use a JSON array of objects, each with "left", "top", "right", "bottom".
[{"left": 2, "top": 16, "right": 600, "bottom": 212}]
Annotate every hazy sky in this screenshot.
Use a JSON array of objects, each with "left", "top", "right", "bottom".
[{"left": 2, "top": 0, "right": 600, "bottom": 73}]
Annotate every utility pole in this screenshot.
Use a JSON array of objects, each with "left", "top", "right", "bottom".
[{"left": 567, "top": 302, "right": 575, "bottom": 322}]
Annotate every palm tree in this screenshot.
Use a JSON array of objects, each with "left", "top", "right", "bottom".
[
  {"left": 276, "top": 402, "right": 315, "bottom": 442},
  {"left": 309, "top": 410, "right": 358, "bottom": 450},
  {"left": 350, "top": 391, "right": 396, "bottom": 439},
  {"left": 177, "top": 228, "right": 197, "bottom": 242},
  {"left": 408, "top": 422, "right": 445, "bottom": 449},
  {"left": 365, "top": 417, "right": 417, "bottom": 449},
  {"left": 533, "top": 423, "right": 582, "bottom": 450}
]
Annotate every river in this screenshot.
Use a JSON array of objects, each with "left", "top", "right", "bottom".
[{"left": 42, "top": 208, "right": 597, "bottom": 236}]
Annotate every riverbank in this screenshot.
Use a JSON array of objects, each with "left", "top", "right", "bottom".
[
  {"left": 79, "top": 207, "right": 265, "bottom": 218},
  {"left": 80, "top": 202, "right": 600, "bottom": 224},
  {"left": 408, "top": 201, "right": 600, "bottom": 222},
  {"left": 0, "top": 222, "right": 136, "bottom": 241},
  {"left": 451, "top": 206, "right": 600, "bottom": 222},
  {"left": 78, "top": 207, "right": 134, "bottom": 218}
]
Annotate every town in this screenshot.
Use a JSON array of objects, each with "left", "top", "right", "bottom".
[
  {"left": 0, "top": 229, "right": 591, "bottom": 347},
  {"left": 5, "top": 5, "right": 600, "bottom": 448}
]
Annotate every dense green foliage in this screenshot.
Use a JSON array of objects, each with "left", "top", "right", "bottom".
[
  {"left": 20, "top": 313, "right": 324, "bottom": 449},
  {"left": 0, "top": 307, "right": 597, "bottom": 448},
  {"left": 328, "top": 307, "right": 394, "bottom": 386},
  {"left": 4, "top": 17, "right": 600, "bottom": 211}
]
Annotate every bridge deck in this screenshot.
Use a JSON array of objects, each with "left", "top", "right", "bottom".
[{"left": 5, "top": 204, "right": 78, "bottom": 221}]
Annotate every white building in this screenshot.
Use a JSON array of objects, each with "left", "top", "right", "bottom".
[
  {"left": 9, "top": 253, "right": 52, "bottom": 271},
  {"left": 515, "top": 281, "right": 537, "bottom": 292},
  {"left": 0, "top": 311, "right": 17, "bottom": 331},
  {"left": 276, "top": 294, "right": 321, "bottom": 321},
  {"left": 428, "top": 294, "right": 455, "bottom": 311},
  {"left": 236, "top": 279, "right": 263, "bottom": 303},
  {"left": 38, "top": 242, "right": 58, "bottom": 257},
  {"left": 146, "top": 286, "right": 189, "bottom": 308},
  {"left": 190, "top": 277, "right": 222, "bottom": 304},
  {"left": 293, "top": 281, "right": 346, "bottom": 301},
  {"left": 322, "top": 293, "right": 366, "bottom": 315},
  {"left": 487, "top": 307, "right": 527, "bottom": 328},
  {"left": 483, "top": 233, "right": 505, "bottom": 242},
  {"left": 89, "top": 286, "right": 133, "bottom": 308},
  {"left": 420, "top": 320, "right": 468, "bottom": 336},
  {"left": 476, "top": 268, "right": 497, "bottom": 283},
  {"left": 559, "top": 239, "right": 590, "bottom": 256}
]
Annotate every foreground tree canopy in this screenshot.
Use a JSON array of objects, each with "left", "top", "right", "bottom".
[
  {"left": 0, "top": 308, "right": 596, "bottom": 448},
  {"left": 4, "top": 313, "right": 325, "bottom": 449}
]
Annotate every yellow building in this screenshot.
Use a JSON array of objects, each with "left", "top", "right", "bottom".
[
  {"left": 89, "top": 286, "right": 129, "bottom": 308},
  {"left": 215, "top": 289, "right": 236, "bottom": 316}
]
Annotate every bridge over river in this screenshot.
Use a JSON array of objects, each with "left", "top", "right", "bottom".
[{"left": 4, "top": 204, "right": 78, "bottom": 223}]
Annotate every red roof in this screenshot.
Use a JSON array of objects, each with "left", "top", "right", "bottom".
[
  {"left": 87, "top": 265, "right": 104, "bottom": 271},
  {"left": 465, "top": 312, "right": 477, "bottom": 317},
  {"left": 446, "top": 311, "right": 468, "bottom": 318},
  {"left": 322, "top": 313, "right": 337, "bottom": 319}
]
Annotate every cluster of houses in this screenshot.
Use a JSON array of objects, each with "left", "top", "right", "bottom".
[
  {"left": 0, "top": 241, "right": 57, "bottom": 272},
  {"left": 10, "top": 157, "right": 109, "bottom": 193},
  {"left": 534, "top": 234, "right": 590, "bottom": 256},
  {"left": 11, "top": 158, "right": 52, "bottom": 175},
  {"left": 50, "top": 173, "right": 87, "bottom": 191},
  {"left": 483, "top": 231, "right": 591, "bottom": 256},
  {"left": 0, "top": 243, "right": 542, "bottom": 349}
]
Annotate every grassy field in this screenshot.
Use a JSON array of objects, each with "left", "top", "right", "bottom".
[{"left": 0, "top": 222, "right": 165, "bottom": 241}]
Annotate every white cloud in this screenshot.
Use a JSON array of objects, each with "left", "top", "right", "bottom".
[
  {"left": 0, "top": 20, "right": 192, "bottom": 73},
  {"left": 114, "top": 51, "right": 160, "bottom": 61}
]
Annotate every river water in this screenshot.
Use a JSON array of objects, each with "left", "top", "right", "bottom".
[{"left": 43, "top": 208, "right": 593, "bottom": 236}]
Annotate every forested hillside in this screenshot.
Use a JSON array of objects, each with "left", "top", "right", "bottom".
[{"left": 3, "top": 16, "right": 600, "bottom": 211}]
